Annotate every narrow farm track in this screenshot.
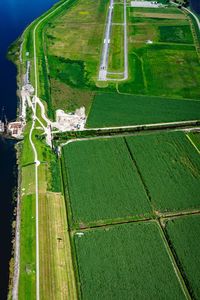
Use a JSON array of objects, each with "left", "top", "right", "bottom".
[
  {"left": 72, "top": 209, "right": 200, "bottom": 234},
  {"left": 72, "top": 217, "right": 153, "bottom": 232},
  {"left": 99, "top": 0, "right": 128, "bottom": 81}
]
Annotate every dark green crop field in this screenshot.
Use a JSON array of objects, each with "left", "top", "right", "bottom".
[
  {"left": 159, "top": 25, "right": 194, "bottom": 44},
  {"left": 62, "top": 138, "right": 151, "bottom": 227},
  {"left": 126, "top": 131, "right": 200, "bottom": 213},
  {"left": 86, "top": 93, "right": 200, "bottom": 128},
  {"left": 74, "top": 222, "right": 185, "bottom": 300},
  {"left": 166, "top": 215, "right": 200, "bottom": 299}
]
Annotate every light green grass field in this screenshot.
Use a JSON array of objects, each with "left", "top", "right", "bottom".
[
  {"left": 74, "top": 221, "right": 185, "bottom": 300},
  {"left": 108, "top": 24, "right": 124, "bottom": 73},
  {"left": 166, "top": 215, "right": 200, "bottom": 299},
  {"left": 62, "top": 138, "right": 152, "bottom": 227},
  {"left": 44, "top": 0, "right": 110, "bottom": 113},
  {"left": 121, "top": 44, "right": 200, "bottom": 99},
  {"left": 126, "top": 131, "right": 200, "bottom": 213},
  {"left": 123, "top": 5, "right": 200, "bottom": 99},
  {"left": 86, "top": 93, "right": 200, "bottom": 128},
  {"left": 18, "top": 166, "right": 36, "bottom": 300},
  {"left": 112, "top": 3, "right": 124, "bottom": 23}
]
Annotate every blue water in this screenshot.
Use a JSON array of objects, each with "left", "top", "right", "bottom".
[
  {"left": 190, "top": 0, "right": 200, "bottom": 14},
  {"left": 0, "top": 0, "right": 58, "bottom": 298}
]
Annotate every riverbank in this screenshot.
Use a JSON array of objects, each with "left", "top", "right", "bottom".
[{"left": 190, "top": 0, "right": 200, "bottom": 15}]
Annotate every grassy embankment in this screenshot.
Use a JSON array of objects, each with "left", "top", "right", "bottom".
[{"left": 12, "top": 1, "right": 78, "bottom": 299}]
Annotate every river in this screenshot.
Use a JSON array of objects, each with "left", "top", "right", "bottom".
[
  {"left": 0, "top": 0, "right": 58, "bottom": 299},
  {"left": 190, "top": 0, "right": 200, "bottom": 14}
]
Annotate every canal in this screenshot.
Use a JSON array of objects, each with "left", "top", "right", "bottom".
[{"left": 0, "top": 0, "right": 58, "bottom": 298}]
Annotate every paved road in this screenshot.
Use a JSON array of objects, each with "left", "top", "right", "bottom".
[
  {"left": 99, "top": 0, "right": 128, "bottom": 81},
  {"left": 123, "top": 0, "right": 128, "bottom": 80},
  {"left": 99, "top": 0, "right": 114, "bottom": 80}
]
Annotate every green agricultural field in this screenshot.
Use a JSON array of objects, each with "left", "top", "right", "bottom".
[
  {"left": 62, "top": 138, "right": 152, "bottom": 227},
  {"left": 129, "top": 6, "right": 184, "bottom": 14},
  {"left": 159, "top": 25, "right": 194, "bottom": 44},
  {"left": 166, "top": 215, "right": 200, "bottom": 299},
  {"left": 86, "top": 93, "right": 200, "bottom": 128},
  {"left": 74, "top": 222, "right": 186, "bottom": 299},
  {"left": 126, "top": 131, "right": 200, "bottom": 213}
]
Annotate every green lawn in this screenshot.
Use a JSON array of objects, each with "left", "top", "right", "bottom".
[
  {"left": 62, "top": 138, "right": 152, "bottom": 227},
  {"left": 74, "top": 221, "right": 185, "bottom": 300},
  {"left": 126, "top": 131, "right": 200, "bottom": 213},
  {"left": 166, "top": 215, "right": 200, "bottom": 299},
  {"left": 108, "top": 24, "right": 124, "bottom": 73},
  {"left": 125, "top": 6, "right": 200, "bottom": 99},
  {"left": 120, "top": 43, "right": 200, "bottom": 99},
  {"left": 112, "top": 3, "right": 124, "bottom": 23},
  {"left": 86, "top": 93, "right": 200, "bottom": 128}
]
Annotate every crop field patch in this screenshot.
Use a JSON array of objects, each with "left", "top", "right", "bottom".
[
  {"left": 86, "top": 93, "right": 200, "bottom": 128},
  {"left": 159, "top": 25, "right": 194, "bottom": 44},
  {"left": 62, "top": 138, "right": 152, "bottom": 227},
  {"left": 74, "top": 222, "right": 185, "bottom": 299},
  {"left": 128, "top": 7, "right": 184, "bottom": 15},
  {"left": 166, "top": 215, "right": 200, "bottom": 299},
  {"left": 131, "top": 12, "right": 187, "bottom": 20},
  {"left": 126, "top": 131, "right": 200, "bottom": 213}
]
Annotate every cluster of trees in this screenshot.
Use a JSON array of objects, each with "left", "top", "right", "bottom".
[{"left": 173, "top": 0, "right": 189, "bottom": 7}]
